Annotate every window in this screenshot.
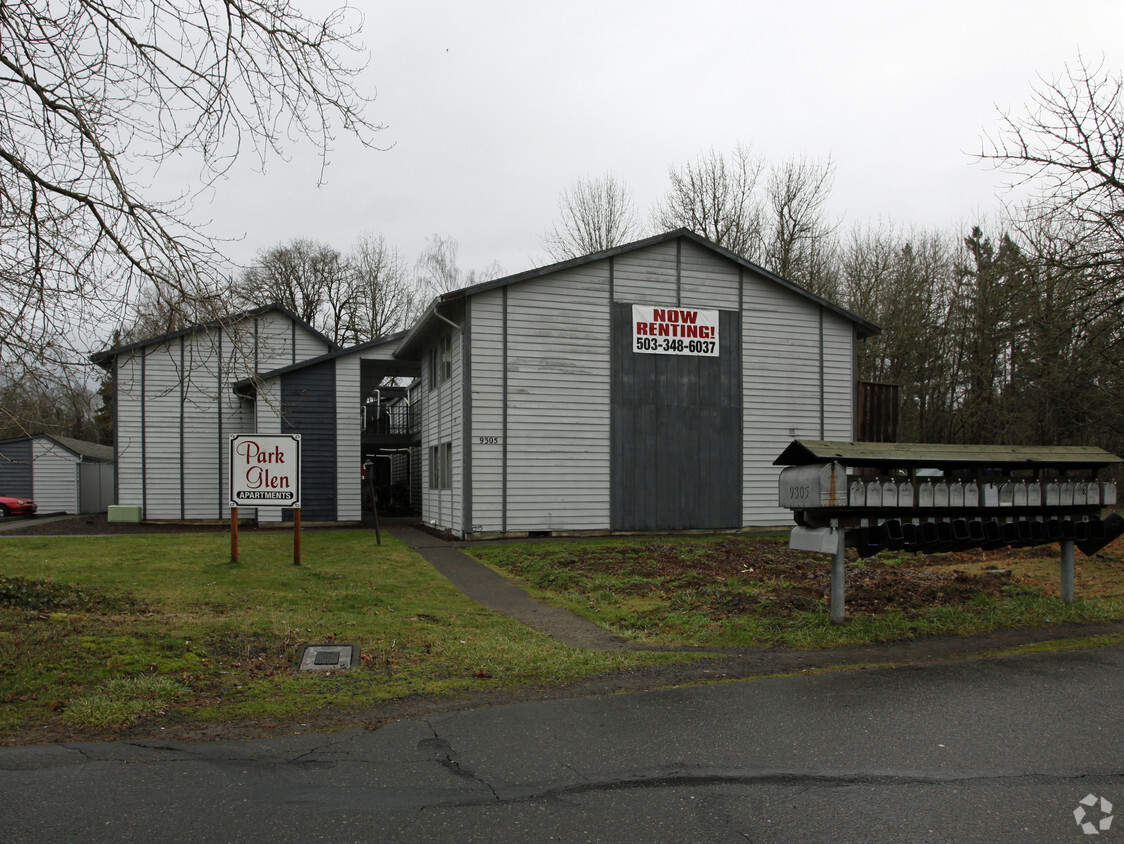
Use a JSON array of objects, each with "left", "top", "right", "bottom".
[
  {"left": 428, "top": 442, "right": 452, "bottom": 489},
  {"left": 428, "top": 333, "right": 453, "bottom": 390}
]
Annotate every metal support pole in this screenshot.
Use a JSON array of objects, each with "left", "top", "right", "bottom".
[
  {"left": 831, "top": 527, "right": 846, "bottom": 624},
  {"left": 1060, "top": 538, "right": 1075, "bottom": 604}
]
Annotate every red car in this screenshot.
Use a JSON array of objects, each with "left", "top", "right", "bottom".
[{"left": 0, "top": 495, "right": 37, "bottom": 519}]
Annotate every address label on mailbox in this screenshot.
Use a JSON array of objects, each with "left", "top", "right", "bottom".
[{"left": 778, "top": 462, "right": 848, "bottom": 509}]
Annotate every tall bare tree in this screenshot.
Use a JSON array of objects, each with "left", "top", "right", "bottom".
[
  {"left": 980, "top": 56, "right": 1124, "bottom": 306},
  {"left": 415, "top": 235, "right": 502, "bottom": 296},
  {"left": 764, "top": 155, "right": 838, "bottom": 293},
  {"left": 0, "top": 0, "right": 381, "bottom": 370},
  {"left": 342, "top": 234, "right": 420, "bottom": 344},
  {"left": 652, "top": 145, "right": 765, "bottom": 259},
  {"left": 542, "top": 173, "right": 641, "bottom": 260},
  {"left": 234, "top": 239, "right": 348, "bottom": 342}
]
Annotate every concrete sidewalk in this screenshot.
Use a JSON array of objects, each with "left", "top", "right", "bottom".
[{"left": 386, "top": 523, "right": 638, "bottom": 650}]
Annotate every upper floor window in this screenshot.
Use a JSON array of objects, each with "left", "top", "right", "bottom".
[{"left": 428, "top": 333, "right": 452, "bottom": 390}]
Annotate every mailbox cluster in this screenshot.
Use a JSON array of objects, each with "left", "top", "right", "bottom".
[
  {"left": 774, "top": 440, "right": 1124, "bottom": 622},
  {"left": 775, "top": 441, "right": 1123, "bottom": 558},
  {"left": 840, "top": 475, "right": 1115, "bottom": 557}
]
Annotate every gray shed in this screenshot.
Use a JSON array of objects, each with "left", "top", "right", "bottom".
[{"left": 0, "top": 435, "right": 115, "bottom": 515}]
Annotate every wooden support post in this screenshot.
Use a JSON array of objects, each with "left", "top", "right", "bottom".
[
  {"left": 1060, "top": 538, "right": 1075, "bottom": 604},
  {"left": 831, "top": 526, "right": 846, "bottom": 624},
  {"left": 293, "top": 507, "right": 302, "bottom": 566},
  {"left": 230, "top": 506, "right": 239, "bottom": 563}
]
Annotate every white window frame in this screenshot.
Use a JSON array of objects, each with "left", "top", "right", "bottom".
[{"left": 428, "top": 441, "right": 452, "bottom": 489}]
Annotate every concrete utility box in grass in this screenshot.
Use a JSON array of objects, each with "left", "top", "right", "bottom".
[{"left": 107, "top": 505, "right": 143, "bottom": 523}]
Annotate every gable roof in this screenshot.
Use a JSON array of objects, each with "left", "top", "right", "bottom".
[
  {"left": 231, "top": 329, "right": 412, "bottom": 397},
  {"left": 89, "top": 303, "right": 337, "bottom": 367},
  {"left": 394, "top": 228, "right": 880, "bottom": 360},
  {"left": 0, "top": 434, "right": 114, "bottom": 462}
]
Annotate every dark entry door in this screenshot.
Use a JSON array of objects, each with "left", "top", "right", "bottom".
[{"left": 610, "top": 303, "right": 742, "bottom": 531}]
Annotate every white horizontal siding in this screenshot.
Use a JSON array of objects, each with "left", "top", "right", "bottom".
[
  {"left": 140, "top": 342, "right": 185, "bottom": 519},
  {"left": 114, "top": 355, "right": 144, "bottom": 510},
  {"left": 110, "top": 309, "right": 328, "bottom": 521},
  {"left": 503, "top": 265, "right": 611, "bottom": 532},
  {"left": 31, "top": 439, "right": 78, "bottom": 514},
  {"left": 467, "top": 290, "right": 504, "bottom": 532},
  {"left": 742, "top": 275, "right": 847, "bottom": 526},
  {"left": 255, "top": 310, "right": 297, "bottom": 371},
  {"left": 679, "top": 239, "right": 742, "bottom": 310},
  {"left": 613, "top": 242, "right": 678, "bottom": 304},
  {"left": 421, "top": 325, "right": 463, "bottom": 534},
  {"left": 823, "top": 312, "right": 855, "bottom": 440}
]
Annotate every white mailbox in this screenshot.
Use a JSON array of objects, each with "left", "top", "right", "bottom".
[{"left": 778, "top": 462, "right": 848, "bottom": 509}]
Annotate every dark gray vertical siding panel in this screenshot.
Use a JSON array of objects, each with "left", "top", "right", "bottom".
[
  {"left": 0, "top": 439, "right": 33, "bottom": 497},
  {"left": 611, "top": 303, "right": 741, "bottom": 530},
  {"left": 281, "top": 359, "right": 337, "bottom": 521}
]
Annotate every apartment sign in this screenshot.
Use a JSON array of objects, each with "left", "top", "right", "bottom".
[
  {"left": 632, "top": 305, "right": 719, "bottom": 356},
  {"left": 229, "top": 434, "right": 301, "bottom": 508}
]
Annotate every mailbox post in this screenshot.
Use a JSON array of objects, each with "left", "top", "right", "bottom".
[{"left": 776, "top": 440, "right": 1124, "bottom": 622}]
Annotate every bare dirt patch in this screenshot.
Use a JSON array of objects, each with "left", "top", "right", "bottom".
[{"left": 531, "top": 538, "right": 1026, "bottom": 617}]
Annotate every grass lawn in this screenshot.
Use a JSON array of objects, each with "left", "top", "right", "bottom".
[
  {"left": 0, "top": 531, "right": 684, "bottom": 741},
  {"left": 469, "top": 530, "right": 1124, "bottom": 649}
]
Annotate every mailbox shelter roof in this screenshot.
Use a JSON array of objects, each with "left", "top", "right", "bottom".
[{"left": 774, "top": 440, "right": 1124, "bottom": 471}]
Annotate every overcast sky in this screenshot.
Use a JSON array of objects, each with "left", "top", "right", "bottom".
[{"left": 188, "top": 0, "right": 1124, "bottom": 278}]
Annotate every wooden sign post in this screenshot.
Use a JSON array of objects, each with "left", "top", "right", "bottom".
[
  {"left": 228, "top": 434, "right": 302, "bottom": 565},
  {"left": 293, "top": 507, "right": 302, "bottom": 566},
  {"left": 231, "top": 506, "right": 239, "bottom": 563}
]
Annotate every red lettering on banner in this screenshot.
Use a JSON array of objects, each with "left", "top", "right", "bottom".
[
  {"left": 686, "top": 325, "right": 699, "bottom": 338},
  {"left": 649, "top": 308, "right": 702, "bottom": 325},
  {"left": 636, "top": 322, "right": 649, "bottom": 335},
  {"left": 658, "top": 323, "right": 670, "bottom": 337}
]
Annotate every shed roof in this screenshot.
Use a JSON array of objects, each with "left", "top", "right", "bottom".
[
  {"left": 774, "top": 440, "right": 1123, "bottom": 470},
  {"left": 394, "top": 229, "right": 881, "bottom": 360},
  {"left": 0, "top": 434, "right": 114, "bottom": 462}
]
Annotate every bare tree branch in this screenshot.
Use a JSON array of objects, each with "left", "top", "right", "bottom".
[{"left": 0, "top": 0, "right": 383, "bottom": 371}]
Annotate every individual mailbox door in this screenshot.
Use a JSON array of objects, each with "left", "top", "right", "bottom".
[
  {"left": 849, "top": 479, "right": 866, "bottom": 507},
  {"left": 778, "top": 462, "right": 848, "bottom": 508}
]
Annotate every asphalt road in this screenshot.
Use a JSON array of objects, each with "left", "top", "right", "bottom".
[{"left": 3, "top": 645, "right": 1122, "bottom": 843}]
